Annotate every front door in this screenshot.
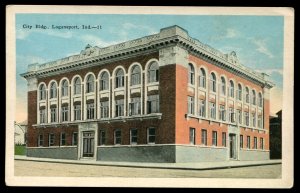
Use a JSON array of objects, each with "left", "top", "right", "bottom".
[
  {"left": 229, "top": 134, "right": 237, "bottom": 159},
  {"left": 82, "top": 131, "right": 95, "bottom": 158}
]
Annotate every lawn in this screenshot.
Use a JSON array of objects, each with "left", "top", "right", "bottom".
[{"left": 15, "top": 145, "right": 26, "bottom": 155}]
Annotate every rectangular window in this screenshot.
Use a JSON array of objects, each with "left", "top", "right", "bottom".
[
  {"left": 61, "top": 106, "right": 69, "bottom": 122},
  {"left": 115, "top": 99, "right": 124, "bottom": 117},
  {"left": 201, "top": 129, "right": 207, "bottom": 145},
  {"left": 72, "top": 132, "right": 78, "bottom": 146},
  {"left": 40, "top": 109, "right": 46, "bottom": 123},
  {"left": 74, "top": 105, "right": 81, "bottom": 121},
  {"left": 252, "top": 113, "right": 256, "bottom": 127},
  {"left": 38, "top": 134, "right": 43, "bottom": 147},
  {"left": 222, "top": 132, "right": 226, "bottom": 147},
  {"left": 260, "top": 137, "right": 264, "bottom": 150},
  {"left": 60, "top": 133, "right": 66, "bottom": 146},
  {"left": 50, "top": 107, "right": 57, "bottom": 122},
  {"left": 100, "top": 101, "right": 109, "bottom": 118},
  {"left": 129, "top": 97, "right": 141, "bottom": 116},
  {"left": 147, "top": 95, "right": 159, "bottom": 114},
  {"left": 258, "top": 115, "right": 262, "bottom": 128},
  {"left": 237, "top": 109, "right": 242, "bottom": 124},
  {"left": 147, "top": 127, "right": 156, "bottom": 144},
  {"left": 87, "top": 103, "right": 95, "bottom": 119},
  {"left": 228, "top": 108, "right": 235, "bottom": 123},
  {"left": 49, "top": 133, "right": 55, "bottom": 146},
  {"left": 199, "top": 75, "right": 206, "bottom": 88},
  {"left": 212, "top": 131, "right": 217, "bottom": 146},
  {"left": 131, "top": 73, "right": 140, "bottom": 85},
  {"left": 245, "top": 112, "right": 249, "bottom": 126},
  {"left": 114, "top": 129, "right": 121, "bottom": 145},
  {"left": 199, "top": 99, "right": 206, "bottom": 117},
  {"left": 247, "top": 136, "right": 251, "bottom": 149},
  {"left": 100, "top": 79, "right": 108, "bottom": 90},
  {"left": 240, "top": 135, "right": 243, "bottom": 148},
  {"left": 189, "top": 128, "right": 195, "bottom": 145},
  {"left": 99, "top": 130, "right": 105, "bottom": 146},
  {"left": 130, "top": 128, "right": 138, "bottom": 145},
  {"left": 188, "top": 96, "right": 194, "bottom": 114},
  {"left": 210, "top": 102, "right": 216, "bottom": 119},
  {"left": 116, "top": 76, "right": 124, "bottom": 88},
  {"left": 219, "top": 105, "right": 226, "bottom": 121},
  {"left": 210, "top": 79, "right": 216, "bottom": 92},
  {"left": 254, "top": 137, "right": 257, "bottom": 149}
]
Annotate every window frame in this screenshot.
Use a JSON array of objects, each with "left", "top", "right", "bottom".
[
  {"left": 188, "top": 63, "right": 195, "bottom": 85},
  {"left": 131, "top": 65, "right": 141, "bottom": 86},
  {"left": 212, "top": 131, "right": 218, "bottom": 146},
  {"left": 114, "top": 129, "right": 121, "bottom": 145},
  {"left": 189, "top": 128, "right": 195, "bottom": 145},
  {"left": 38, "top": 134, "right": 44, "bottom": 147},
  {"left": 74, "top": 77, "right": 81, "bottom": 95},
  {"left": 61, "top": 80, "right": 68, "bottom": 97},
  {"left": 49, "top": 133, "right": 55, "bottom": 146},
  {"left": 201, "top": 129, "right": 207, "bottom": 146},
  {"left": 148, "top": 62, "right": 159, "bottom": 83},
  {"left": 72, "top": 132, "right": 78, "bottom": 146},
  {"left": 147, "top": 127, "right": 156, "bottom": 144},
  {"left": 86, "top": 103, "right": 95, "bottom": 120},
  {"left": 130, "top": 128, "right": 138, "bottom": 145},
  {"left": 60, "top": 132, "right": 66, "bottom": 146},
  {"left": 222, "top": 132, "right": 226, "bottom": 147},
  {"left": 147, "top": 95, "right": 159, "bottom": 114}
]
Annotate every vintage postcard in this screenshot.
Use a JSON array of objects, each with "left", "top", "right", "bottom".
[{"left": 6, "top": 5, "right": 294, "bottom": 187}]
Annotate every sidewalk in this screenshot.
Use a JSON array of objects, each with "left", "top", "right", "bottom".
[{"left": 15, "top": 155, "right": 281, "bottom": 170}]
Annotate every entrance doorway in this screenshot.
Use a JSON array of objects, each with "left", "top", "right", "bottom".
[
  {"left": 229, "top": 134, "right": 237, "bottom": 159},
  {"left": 82, "top": 131, "right": 95, "bottom": 158}
]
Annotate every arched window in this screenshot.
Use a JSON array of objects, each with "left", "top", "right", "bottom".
[
  {"left": 39, "top": 84, "right": 46, "bottom": 100},
  {"left": 210, "top": 73, "right": 216, "bottom": 92},
  {"left": 221, "top": 77, "right": 226, "bottom": 95},
  {"left": 131, "top": 65, "right": 141, "bottom": 86},
  {"left": 73, "top": 77, "right": 81, "bottom": 95},
  {"left": 229, "top": 80, "right": 234, "bottom": 98},
  {"left": 188, "top": 63, "right": 195, "bottom": 85},
  {"left": 86, "top": 74, "right": 94, "bottom": 93},
  {"left": 61, "top": 80, "right": 68, "bottom": 97},
  {"left": 245, "top": 87, "right": 250, "bottom": 103},
  {"left": 148, "top": 61, "right": 159, "bottom": 83},
  {"left": 238, "top": 84, "right": 242, "bottom": 100},
  {"left": 258, "top": 93, "right": 263, "bottom": 107},
  {"left": 115, "top": 69, "right": 124, "bottom": 88},
  {"left": 50, "top": 82, "right": 57, "bottom": 99},
  {"left": 252, "top": 90, "right": 256, "bottom": 105},
  {"left": 100, "top": 71, "right": 109, "bottom": 90},
  {"left": 199, "top": 68, "right": 206, "bottom": 88}
]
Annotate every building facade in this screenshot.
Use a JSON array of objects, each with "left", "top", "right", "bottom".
[{"left": 21, "top": 25, "right": 274, "bottom": 162}]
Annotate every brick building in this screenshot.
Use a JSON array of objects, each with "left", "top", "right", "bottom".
[{"left": 21, "top": 25, "right": 274, "bottom": 162}]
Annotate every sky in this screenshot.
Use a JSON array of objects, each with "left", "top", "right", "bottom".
[{"left": 15, "top": 14, "right": 284, "bottom": 122}]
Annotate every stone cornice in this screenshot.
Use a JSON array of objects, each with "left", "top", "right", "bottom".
[{"left": 20, "top": 25, "right": 274, "bottom": 87}]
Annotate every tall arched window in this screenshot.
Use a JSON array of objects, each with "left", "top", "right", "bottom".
[
  {"left": 238, "top": 84, "right": 242, "bottom": 100},
  {"left": 115, "top": 69, "right": 124, "bottom": 88},
  {"left": 39, "top": 84, "right": 46, "bottom": 100},
  {"left": 210, "top": 73, "right": 216, "bottom": 92},
  {"left": 221, "top": 77, "right": 226, "bottom": 95},
  {"left": 199, "top": 68, "right": 206, "bottom": 88},
  {"left": 252, "top": 90, "right": 256, "bottom": 105},
  {"left": 61, "top": 80, "right": 68, "bottom": 97},
  {"left": 245, "top": 87, "right": 249, "bottom": 103},
  {"left": 50, "top": 82, "right": 57, "bottom": 99},
  {"left": 100, "top": 71, "right": 109, "bottom": 90},
  {"left": 258, "top": 93, "right": 263, "bottom": 107},
  {"left": 188, "top": 63, "right": 195, "bottom": 85},
  {"left": 131, "top": 65, "right": 141, "bottom": 86},
  {"left": 229, "top": 80, "right": 234, "bottom": 98},
  {"left": 148, "top": 61, "right": 159, "bottom": 83},
  {"left": 86, "top": 74, "right": 94, "bottom": 93},
  {"left": 73, "top": 77, "right": 81, "bottom": 95}
]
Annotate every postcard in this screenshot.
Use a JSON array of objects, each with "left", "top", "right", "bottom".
[{"left": 6, "top": 5, "right": 294, "bottom": 188}]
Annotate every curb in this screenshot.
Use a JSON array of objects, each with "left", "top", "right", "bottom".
[{"left": 14, "top": 156, "right": 282, "bottom": 171}]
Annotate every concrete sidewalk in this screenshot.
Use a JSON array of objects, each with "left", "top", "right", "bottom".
[{"left": 14, "top": 155, "right": 281, "bottom": 170}]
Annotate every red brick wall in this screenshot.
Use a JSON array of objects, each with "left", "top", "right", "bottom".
[
  {"left": 27, "top": 91, "right": 37, "bottom": 147},
  {"left": 158, "top": 64, "right": 176, "bottom": 144},
  {"left": 263, "top": 99, "right": 270, "bottom": 150}
]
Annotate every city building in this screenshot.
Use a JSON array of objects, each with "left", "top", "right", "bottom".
[
  {"left": 270, "top": 110, "right": 282, "bottom": 159},
  {"left": 21, "top": 25, "right": 274, "bottom": 162}
]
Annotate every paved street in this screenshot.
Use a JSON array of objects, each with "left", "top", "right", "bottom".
[{"left": 14, "top": 160, "right": 281, "bottom": 178}]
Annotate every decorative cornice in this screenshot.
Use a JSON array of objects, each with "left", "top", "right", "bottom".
[{"left": 20, "top": 25, "right": 273, "bottom": 87}]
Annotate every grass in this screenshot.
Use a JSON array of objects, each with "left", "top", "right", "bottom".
[{"left": 15, "top": 145, "right": 26, "bottom": 155}]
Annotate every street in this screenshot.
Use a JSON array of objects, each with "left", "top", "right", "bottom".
[{"left": 14, "top": 160, "right": 281, "bottom": 178}]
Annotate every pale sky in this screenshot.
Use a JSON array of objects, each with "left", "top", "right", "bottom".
[{"left": 15, "top": 14, "right": 284, "bottom": 122}]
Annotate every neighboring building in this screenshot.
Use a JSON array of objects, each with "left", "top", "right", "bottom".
[
  {"left": 21, "top": 25, "right": 274, "bottom": 162},
  {"left": 270, "top": 110, "right": 282, "bottom": 159},
  {"left": 14, "top": 120, "right": 27, "bottom": 145}
]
